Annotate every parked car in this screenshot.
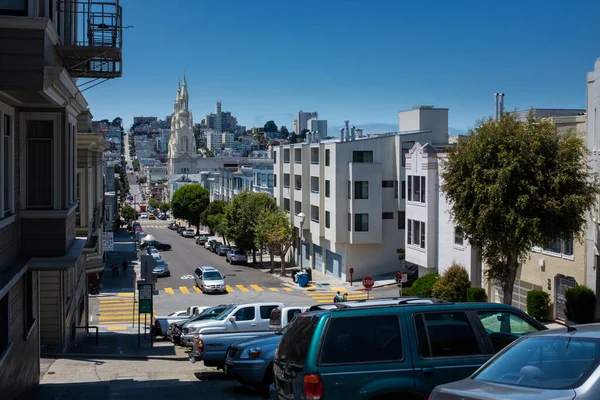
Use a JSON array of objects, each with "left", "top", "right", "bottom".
[
  {"left": 152, "top": 305, "right": 208, "bottom": 337},
  {"left": 169, "top": 305, "right": 232, "bottom": 344},
  {"left": 194, "top": 266, "right": 226, "bottom": 294},
  {"left": 153, "top": 259, "right": 170, "bottom": 277},
  {"left": 168, "top": 222, "right": 179, "bottom": 230},
  {"left": 159, "top": 214, "right": 167, "bottom": 220},
  {"left": 177, "top": 226, "right": 186, "bottom": 235},
  {"left": 146, "top": 246, "right": 160, "bottom": 257},
  {"left": 140, "top": 212, "right": 148, "bottom": 219},
  {"left": 179, "top": 305, "right": 237, "bottom": 346},
  {"left": 196, "top": 235, "right": 209, "bottom": 245},
  {"left": 212, "top": 242, "right": 224, "bottom": 253},
  {"left": 395, "top": 264, "right": 418, "bottom": 286},
  {"left": 149, "top": 214, "right": 156, "bottom": 220},
  {"left": 204, "top": 239, "right": 216, "bottom": 250},
  {"left": 182, "top": 228, "right": 196, "bottom": 238},
  {"left": 227, "top": 248, "right": 248, "bottom": 265},
  {"left": 140, "top": 240, "right": 171, "bottom": 251},
  {"left": 217, "top": 245, "right": 230, "bottom": 256},
  {"left": 430, "top": 323, "right": 600, "bottom": 400},
  {"left": 273, "top": 302, "right": 547, "bottom": 400}
]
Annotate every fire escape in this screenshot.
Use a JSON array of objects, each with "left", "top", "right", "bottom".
[{"left": 56, "top": 1, "right": 123, "bottom": 79}]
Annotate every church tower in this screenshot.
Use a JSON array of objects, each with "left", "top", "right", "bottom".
[{"left": 168, "top": 72, "right": 197, "bottom": 175}]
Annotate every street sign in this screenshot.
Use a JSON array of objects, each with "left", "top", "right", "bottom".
[
  {"left": 138, "top": 283, "right": 153, "bottom": 314},
  {"left": 139, "top": 283, "right": 152, "bottom": 300},
  {"left": 362, "top": 276, "right": 375, "bottom": 290},
  {"left": 400, "top": 273, "right": 408, "bottom": 283}
]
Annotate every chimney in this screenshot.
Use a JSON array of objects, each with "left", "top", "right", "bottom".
[
  {"left": 344, "top": 120, "right": 350, "bottom": 142},
  {"left": 499, "top": 93, "right": 505, "bottom": 120},
  {"left": 494, "top": 93, "right": 499, "bottom": 121},
  {"left": 306, "top": 131, "right": 312, "bottom": 144},
  {"left": 339, "top": 128, "right": 345, "bottom": 142},
  {"left": 351, "top": 126, "right": 356, "bottom": 141}
]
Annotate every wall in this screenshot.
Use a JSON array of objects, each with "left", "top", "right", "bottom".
[{"left": 38, "top": 270, "right": 60, "bottom": 350}]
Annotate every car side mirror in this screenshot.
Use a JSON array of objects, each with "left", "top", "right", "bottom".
[
  {"left": 222, "top": 276, "right": 226, "bottom": 279},
  {"left": 229, "top": 316, "right": 236, "bottom": 322}
]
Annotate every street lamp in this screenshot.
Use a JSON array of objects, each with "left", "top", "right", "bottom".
[{"left": 298, "top": 212, "right": 306, "bottom": 271}]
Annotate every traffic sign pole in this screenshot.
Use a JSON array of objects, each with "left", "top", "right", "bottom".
[{"left": 362, "top": 276, "right": 375, "bottom": 299}]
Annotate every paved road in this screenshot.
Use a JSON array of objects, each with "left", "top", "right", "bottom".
[{"left": 21, "top": 358, "right": 265, "bottom": 400}]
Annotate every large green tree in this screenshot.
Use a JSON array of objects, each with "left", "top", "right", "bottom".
[
  {"left": 159, "top": 202, "right": 171, "bottom": 213},
  {"left": 224, "top": 191, "right": 277, "bottom": 262},
  {"left": 148, "top": 198, "right": 159, "bottom": 209},
  {"left": 121, "top": 204, "right": 136, "bottom": 221},
  {"left": 441, "top": 111, "right": 599, "bottom": 305},
  {"left": 279, "top": 125, "right": 290, "bottom": 139},
  {"left": 264, "top": 120, "right": 278, "bottom": 133},
  {"left": 171, "top": 184, "right": 210, "bottom": 233},
  {"left": 255, "top": 208, "right": 294, "bottom": 275},
  {"left": 201, "top": 200, "right": 228, "bottom": 237}
]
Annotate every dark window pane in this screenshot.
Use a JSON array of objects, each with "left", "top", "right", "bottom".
[
  {"left": 27, "top": 139, "right": 52, "bottom": 207},
  {"left": 276, "top": 315, "right": 319, "bottom": 364},
  {"left": 234, "top": 307, "right": 255, "bottom": 321},
  {"left": 320, "top": 315, "right": 403, "bottom": 364},
  {"left": 420, "top": 312, "right": 482, "bottom": 357},
  {"left": 260, "top": 305, "right": 278, "bottom": 320},
  {"left": 382, "top": 212, "right": 394, "bottom": 219}
]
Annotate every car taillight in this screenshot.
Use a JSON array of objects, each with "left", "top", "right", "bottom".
[
  {"left": 197, "top": 338, "right": 204, "bottom": 353},
  {"left": 303, "top": 373, "right": 323, "bottom": 400}
]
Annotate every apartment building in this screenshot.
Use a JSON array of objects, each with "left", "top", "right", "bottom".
[
  {"left": 208, "top": 160, "right": 274, "bottom": 202},
  {"left": 222, "top": 132, "right": 235, "bottom": 149},
  {"left": 0, "top": 0, "right": 123, "bottom": 397},
  {"left": 206, "top": 130, "right": 222, "bottom": 150},
  {"left": 273, "top": 106, "right": 450, "bottom": 280}
]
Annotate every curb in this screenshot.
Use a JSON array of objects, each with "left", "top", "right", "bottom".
[
  {"left": 357, "top": 282, "right": 399, "bottom": 291},
  {"left": 42, "top": 353, "right": 189, "bottom": 361}
]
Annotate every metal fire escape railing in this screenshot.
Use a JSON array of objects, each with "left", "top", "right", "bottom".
[{"left": 56, "top": 0, "right": 123, "bottom": 79}]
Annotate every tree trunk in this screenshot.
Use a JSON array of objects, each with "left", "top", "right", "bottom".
[
  {"left": 252, "top": 249, "right": 257, "bottom": 264},
  {"left": 501, "top": 252, "right": 519, "bottom": 305},
  {"left": 280, "top": 245, "right": 288, "bottom": 277},
  {"left": 269, "top": 249, "right": 275, "bottom": 274},
  {"left": 260, "top": 246, "right": 263, "bottom": 265}
]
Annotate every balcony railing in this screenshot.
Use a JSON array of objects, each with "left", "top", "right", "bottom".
[{"left": 56, "top": 1, "right": 123, "bottom": 79}]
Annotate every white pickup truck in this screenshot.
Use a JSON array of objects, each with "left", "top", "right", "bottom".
[{"left": 152, "top": 305, "right": 207, "bottom": 336}]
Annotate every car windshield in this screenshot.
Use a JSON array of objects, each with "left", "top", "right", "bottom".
[
  {"left": 187, "top": 306, "right": 228, "bottom": 322},
  {"left": 474, "top": 335, "right": 600, "bottom": 390},
  {"left": 154, "top": 261, "right": 166, "bottom": 267},
  {"left": 215, "top": 306, "right": 237, "bottom": 320},
  {"left": 204, "top": 271, "right": 222, "bottom": 280}
]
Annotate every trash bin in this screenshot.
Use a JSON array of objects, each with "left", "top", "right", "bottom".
[{"left": 297, "top": 272, "right": 309, "bottom": 287}]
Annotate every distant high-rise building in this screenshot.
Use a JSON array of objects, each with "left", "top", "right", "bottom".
[
  {"left": 293, "top": 119, "right": 298, "bottom": 135},
  {"left": 205, "top": 101, "right": 240, "bottom": 133},
  {"left": 307, "top": 118, "right": 328, "bottom": 138},
  {"left": 297, "top": 111, "right": 318, "bottom": 134},
  {"left": 134, "top": 116, "right": 158, "bottom": 125}
]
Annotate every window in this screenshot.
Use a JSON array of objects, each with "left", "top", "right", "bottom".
[
  {"left": 352, "top": 151, "right": 373, "bottom": 163},
  {"left": 273, "top": 151, "right": 277, "bottom": 164},
  {"left": 454, "top": 227, "right": 464, "bottom": 246},
  {"left": 27, "top": 120, "right": 54, "bottom": 208},
  {"left": 382, "top": 212, "right": 394, "bottom": 219},
  {"left": 260, "top": 305, "right": 278, "bottom": 320},
  {"left": 276, "top": 315, "right": 319, "bottom": 364},
  {"left": 283, "top": 174, "right": 290, "bottom": 188},
  {"left": 544, "top": 237, "right": 574, "bottom": 256},
  {"left": 348, "top": 181, "right": 351, "bottom": 199},
  {"left": 355, "top": 181, "right": 368, "bottom": 199},
  {"left": 294, "top": 148, "right": 302, "bottom": 163},
  {"left": 310, "top": 205, "right": 319, "bottom": 222},
  {"left": 414, "top": 312, "right": 482, "bottom": 358},
  {"left": 283, "top": 198, "right": 290, "bottom": 211},
  {"left": 294, "top": 175, "right": 302, "bottom": 190},
  {"left": 1, "top": 111, "right": 14, "bottom": 218},
  {"left": 325, "top": 211, "right": 330, "bottom": 228},
  {"left": 395, "top": 181, "right": 399, "bottom": 198},
  {"left": 325, "top": 149, "right": 330, "bottom": 166},
  {"left": 382, "top": 180, "right": 394, "bottom": 188},
  {"left": 473, "top": 336, "right": 600, "bottom": 390},
  {"left": 311, "top": 148, "right": 319, "bottom": 164},
  {"left": 0, "top": 293, "right": 9, "bottom": 356},
  {"left": 407, "top": 175, "right": 426, "bottom": 203},
  {"left": 273, "top": 174, "right": 277, "bottom": 187},
  {"left": 402, "top": 180, "right": 406, "bottom": 199},
  {"left": 401, "top": 148, "right": 410, "bottom": 166},
  {"left": 325, "top": 180, "right": 330, "bottom": 197},
  {"left": 476, "top": 310, "right": 539, "bottom": 353},
  {"left": 283, "top": 149, "right": 290, "bottom": 163},
  {"left": 355, "top": 213, "right": 369, "bottom": 232},
  {"left": 234, "top": 306, "right": 256, "bottom": 321},
  {"left": 348, "top": 213, "right": 351, "bottom": 231},
  {"left": 24, "top": 271, "right": 35, "bottom": 337},
  {"left": 310, "top": 176, "right": 319, "bottom": 193},
  {"left": 0, "top": 0, "right": 28, "bottom": 16},
  {"left": 398, "top": 212, "right": 405, "bottom": 229},
  {"left": 295, "top": 201, "right": 302, "bottom": 215},
  {"left": 407, "top": 219, "right": 425, "bottom": 248},
  {"left": 320, "top": 316, "right": 403, "bottom": 364}
]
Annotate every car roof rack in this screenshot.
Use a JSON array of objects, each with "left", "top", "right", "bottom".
[{"left": 306, "top": 296, "right": 448, "bottom": 312}]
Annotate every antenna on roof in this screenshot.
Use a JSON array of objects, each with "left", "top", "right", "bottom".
[{"left": 553, "top": 319, "right": 577, "bottom": 333}]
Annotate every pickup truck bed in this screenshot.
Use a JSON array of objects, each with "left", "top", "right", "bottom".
[{"left": 189, "top": 330, "right": 276, "bottom": 368}]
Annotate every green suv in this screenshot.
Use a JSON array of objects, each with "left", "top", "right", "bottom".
[{"left": 273, "top": 301, "right": 546, "bottom": 400}]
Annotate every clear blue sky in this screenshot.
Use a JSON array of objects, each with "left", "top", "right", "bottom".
[{"left": 84, "top": 0, "right": 600, "bottom": 134}]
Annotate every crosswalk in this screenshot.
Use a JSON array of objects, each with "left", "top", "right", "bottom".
[
  {"left": 305, "top": 290, "right": 373, "bottom": 303},
  {"left": 161, "top": 284, "right": 295, "bottom": 295},
  {"left": 138, "top": 224, "right": 170, "bottom": 229},
  {"left": 96, "top": 297, "right": 156, "bottom": 325}
]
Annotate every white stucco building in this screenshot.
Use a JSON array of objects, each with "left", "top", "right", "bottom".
[
  {"left": 168, "top": 73, "right": 198, "bottom": 175},
  {"left": 206, "top": 130, "right": 222, "bottom": 150},
  {"left": 273, "top": 106, "right": 450, "bottom": 280},
  {"left": 222, "top": 132, "right": 235, "bottom": 149}
]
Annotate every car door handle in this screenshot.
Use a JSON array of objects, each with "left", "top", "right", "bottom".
[
  {"left": 422, "top": 367, "right": 435, "bottom": 375},
  {"left": 250, "top": 324, "right": 256, "bottom": 327}
]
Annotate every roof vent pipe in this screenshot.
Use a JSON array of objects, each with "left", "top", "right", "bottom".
[
  {"left": 344, "top": 120, "right": 350, "bottom": 142},
  {"left": 339, "top": 128, "right": 345, "bottom": 142},
  {"left": 351, "top": 126, "right": 356, "bottom": 141},
  {"left": 494, "top": 93, "right": 499, "bottom": 121},
  {"left": 499, "top": 93, "right": 505, "bottom": 120}
]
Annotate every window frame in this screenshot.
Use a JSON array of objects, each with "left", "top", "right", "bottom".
[
  {"left": 325, "top": 210, "right": 330, "bottom": 228},
  {"left": 454, "top": 227, "right": 464, "bottom": 246},
  {"left": 325, "top": 149, "right": 330, "bottom": 166},
  {"left": 354, "top": 181, "right": 369, "bottom": 199},
  {"left": 398, "top": 211, "right": 405, "bottom": 229},
  {"left": 325, "top": 180, "right": 330, "bottom": 198},
  {"left": 355, "top": 213, "right": 369, "bottom": 232},
  {"left": 0, "top": 104, "right": 15, "bottom": 223}
]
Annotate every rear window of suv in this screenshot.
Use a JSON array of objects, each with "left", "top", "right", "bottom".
[{"left": 276, "top": 315, "right": 319, "bottom": 364}]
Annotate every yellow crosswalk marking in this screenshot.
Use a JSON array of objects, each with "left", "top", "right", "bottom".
[
  {"left": 165, "top": 287, "right": 175, "bottom": 295},
  {"left": 226, "top": 285, "right": 234, "bottom": 292},
  {"left": 283, "top": 288, "right": 293, "bottom": 292},
  {"left": 305, "top": 291, "right": 372, "bottom": 303},
  {"left": 179, "top": 286, "right": 190, "bottom": 294},
  {"left": 193, "top": 286, "right": 201, "bottom": 293},
  {"left": 250, "top": 285, "right": 264, "bottom": 292},
  {"left": 236, "top": 284, "right": 250, "bottom": 292},
  {"left": 106, "top": 326, "right": 128, "bottom": 331},
  {"left": 269, "top": 288, "right": 279, "bottom": 292}
]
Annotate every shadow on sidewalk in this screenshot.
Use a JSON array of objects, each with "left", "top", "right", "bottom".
[{"left": 100, "top": 228, "right": 137, "bottom": 294}]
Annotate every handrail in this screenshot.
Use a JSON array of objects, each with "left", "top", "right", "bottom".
[{"left": 75, "top": 325, "right": 99, "bottom": 345}]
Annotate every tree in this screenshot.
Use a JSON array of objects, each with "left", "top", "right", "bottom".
[
  {"left": 121, "top": 205, "right": 136, "bottom": 221},
  {"left": 224, "top": 191, "right": 277, "bottom": 262},
  {"left": 159, "top": 202, "right": 171, "bottom": 213},
  {"left": 441, "top": 111, "right": 600, "bottom": 305},
  {"left": 255, "top": 208, "right": 294, "bottom": 275},
  {"left": 148, "top": 198, "right": 159, "bottom": 209},
  {"left": 300, "top": 129, "right": 309, "bottom": 139},
  {"left": 112, "top": 117, "right": 122, "bottom": 127},
  {"left": 171, "top": 184, "right": 210, "bottom": 233},
  {"left": 138, "top": 175, "right": 147, "bottom": 184},
  {"left": 200, "top": 200, "right": 228, "bottom": 233},
  {"left": 280, "top": 126, "right": 290, "bottom": 139},
  {"left": 289, "top": 132, "right": 298, "bottom": 144},
  {"left": 264, "top": 120, "right": 278, "bottom": 133}
]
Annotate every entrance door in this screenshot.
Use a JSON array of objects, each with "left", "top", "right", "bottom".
[
  {"left": 325, "top": 250, "right": 342, "bottom": 278},
  {"left": 313, "top": 245, "right": 323, "bottom": 270},
  {"left": 554, "top": 275, "right": 577, "bottom": 321}
]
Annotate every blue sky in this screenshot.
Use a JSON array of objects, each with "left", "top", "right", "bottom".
[{"left": 84, "top": 0, "right": 600, "bottom": 134}]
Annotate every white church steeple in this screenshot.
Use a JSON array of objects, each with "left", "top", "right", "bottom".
[{"left": 168, "top": 72, "right": 197, "bottom": 176}]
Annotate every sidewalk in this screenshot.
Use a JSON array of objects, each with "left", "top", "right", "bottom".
[{"left": 98, "top": 228, "right": 139, "bottom": 296}]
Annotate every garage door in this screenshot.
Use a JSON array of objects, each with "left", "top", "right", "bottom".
[
  {"left": 313, "top": 245, "right": 323, "bottom": 270},
  {"left": 325, "top": 250, "right": 342, "bottom": 278},
  {"left": 302, "top": 243, "right": 310, "bottom": 269}
]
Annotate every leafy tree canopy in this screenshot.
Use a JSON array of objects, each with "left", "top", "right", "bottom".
[
  {"left": 121, "top": 205, "right": 136, "bottom": 221},
  {"left": 138, "top": 175, "right": 147, "bottom": 184},
  {"left": 171, "top": 184, "right": 210, "bottom": 228},
  {"left": 441, "top": 111, "right": 599, "bottom": 305},
  {"left": 224, "top": 191, "right": 277, "bottom": 253},
  {"left": 200, "top": 200, "right": 228, "bottom": 228},
  {"left": 159, "top": 202, "right": 171, "bottom": 213},
  {"left": 264, "top": 120, "right": 278, "bottom": 133},
  {"left": 148, "top": 198, "right": 159, "bottom": 209},
  {"left": 112, "top": 117, "right": 122, "bottom": 127},
  {"left": 255, "top": 208, "right": 294, "bottom": 275},
  {"left": 289, "top": 132, "right": 298, "bottom": 144},
  {"left": 280, "top": 125, "right": 290, "bottom": 139}
]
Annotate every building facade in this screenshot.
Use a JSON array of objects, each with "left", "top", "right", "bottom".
[
  {"left": 274, "top": 106, "right": 450, "bottom": 280},
  {"left": 168, "top": 74, "right": 198, "bottom": 175},
  {"left": 308, "top": 118, "right": 328, "bottom": 138},
  {"left": 0, "top": 1, "right": 123, "bottom": 397},
  {"left": 297, "top": 110, "right": 318, "bottom": 134}
]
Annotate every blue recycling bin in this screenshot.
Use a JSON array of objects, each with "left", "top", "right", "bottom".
[{"left": 297, "top": 272, "right": 309, "bottom": 288}]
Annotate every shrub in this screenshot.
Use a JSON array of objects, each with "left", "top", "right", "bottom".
[
  {"left": 565, "top": 286, "right": 597, "bottom": 324},
  {"left": 432, "top": 264, "right": 471, "bottom": 302},
  {"left": 467, "top": 287, "right": 488, "bottom": 302},
  {"left": 409, "top": 273, "right": 440, "bottom": 297},
  {"left": 526, "top": 290, "right": 550, "bottom": 321}
]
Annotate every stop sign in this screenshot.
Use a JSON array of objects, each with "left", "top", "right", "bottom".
[{"left": 362, "top": 276, "right": 375, "bottom": 289}]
